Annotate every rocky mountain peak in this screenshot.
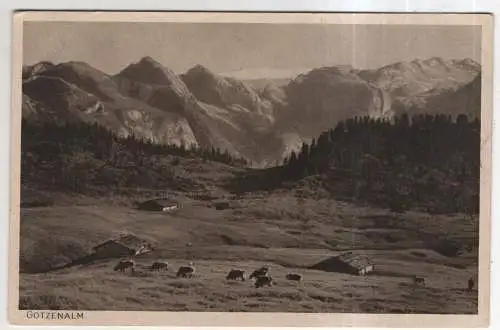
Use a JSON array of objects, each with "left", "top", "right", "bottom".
[
  {"left": 116, "top": 56, "right": 179, "bottom": 86},
  {"left": 22, "top": 61, "right": 55, "bottom": 80}
]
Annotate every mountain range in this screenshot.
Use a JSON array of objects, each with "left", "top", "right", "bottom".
[{"left": 21, "top": 56, "right": 481, "bottom": 166}]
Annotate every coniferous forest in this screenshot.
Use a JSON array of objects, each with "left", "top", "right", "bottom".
[
  {"left": 21, "top": 112, "right": 480, "bottom": 215},
  {"left": 21, "top": 118, "right": 248, "bottom": 194},
  {"left": 234, "top": 113, "right": 480, "bottom": 215}
]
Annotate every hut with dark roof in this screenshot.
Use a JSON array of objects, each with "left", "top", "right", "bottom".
[
  {"left": 137, "top": 198, "right": 179, "bottom": 212},
  {"left": 308, "top": 252, "right": 375, "bottom": 276},
  {"left": 92, "top": 234, "right": 154, "bottom": 259}
]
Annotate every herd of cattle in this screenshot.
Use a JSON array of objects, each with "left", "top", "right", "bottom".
[
  {"left": 113, "top": 259, "right": 302, "bottom": 288},
  {"left": 113, "top": 259, "right": 476, "bottom": 291}
]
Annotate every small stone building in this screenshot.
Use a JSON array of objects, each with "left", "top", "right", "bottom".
[
  {"left": 137, "top": 198, "right": 179, "bottom": 212},
  {"left": 308, "top": 252, "right": 375, "bottom": 276}
]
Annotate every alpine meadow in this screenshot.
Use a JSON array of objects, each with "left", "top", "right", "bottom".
[{"left": 15, "top": 17, "right": 486, "bottom": 317}]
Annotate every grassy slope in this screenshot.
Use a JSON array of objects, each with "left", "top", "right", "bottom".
[
  {"left": 19, "top": 189, "right": 478, "bottom": 313},
  {"left": 20, "top": 257, "right": 477, "bottom": 313}
]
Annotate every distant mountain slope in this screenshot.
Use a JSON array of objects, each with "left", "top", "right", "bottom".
[
  {"left": 21, "top": 56, "right": 482, "bottom": 166},
  {"left": 259, "top": 82, "right": 288, "bottom": 109},
  {"left": 116, "top": 56, "right": 184, "bottom": 86},
  {"left": 113, "top": 58, "right": 285, "bottom": 163},
  {"left": 36, "top": 61, "right": 123, "bottom": 102},
  {"left": 22, "top": 94, "right": 43, "bottom": 118},
  {"left": 23, "top": 76, "right": 102, "bottom": 123},
  {"left": 242, "top": 78, "right": 292, "bottom": 91},
  {"left": 23, "top": 61, "right": 198, "bottom": 147},
  {"left": 358, "top": 57, "right": 480, "bottom": 101},
  {"left": 396, "top": 74, "right": 482, "bottom": 118},
  {"left": 22, "top": 61, "right": 54, "bottom": 80},
  {"left": 181, "top": 65, "right": 275, "bottom": 123},
  {"left": 278, "top": 66, "right": 393, "bottom": 138},
  {"left": 22, "top": 57, "right": 287, "bottom": 164}
]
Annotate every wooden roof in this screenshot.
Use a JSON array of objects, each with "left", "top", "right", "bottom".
[
  {"left": 93, "top": 234, "right": 147, "bottom": 251},
  {"left": 138, "top": 198, "right": 178, "bottom": 207},
  {"left": 335, "top": 252, "right": 374, "bottom": 269},
  {"left": 311, "top": 252, "right": 374, "bottom": 270}
]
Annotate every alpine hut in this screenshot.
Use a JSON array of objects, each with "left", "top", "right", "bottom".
[
  {"left": 92, "top": 234, "right": 154, "bottom": 259},
  {"left": 137, "top": 198, "right": 179, "bottom": 212},
  {"left": 308, "top": 252, "right": 375, "bottom": 276}
]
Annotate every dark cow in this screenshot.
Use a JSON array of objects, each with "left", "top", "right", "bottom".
[
  {"left": 286, "top": 273, "right": 303, "bottom": 282},
  {"left": 413, "top": 275, "right": 425, "bottom": 286},
  {"left": 468, "top": 277, "right": 475, "bottom": 292},
  {"left": 150, "top": 261, "right": 168, "bottom": 272},
  {"left": 176, "top": 266, "right": 195, "bottom": 278},
  {"left": 114, "top": 260, "right": 136, "bottom": 273},
  {"left": 249, "top": 266, "right": 269, "bottom": 279},
  {"left": 254, "top": 275, "right": 275, "bottom": 288},
  {"left": 226, "top": 269, "right": 245, "bottom": 281}
]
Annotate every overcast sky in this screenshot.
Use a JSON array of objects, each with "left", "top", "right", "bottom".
[{"left": 23, "top": 22, "right": 481, "bottom": 78}]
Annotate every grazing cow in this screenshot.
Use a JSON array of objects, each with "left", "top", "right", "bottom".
[
  {"left": 412, "top": 275, "right": 425, "bottom": 286},
  {"left": 114, "top": 260, "right": 136, "bottom": 273},
  {"left": 150, "top": 261, "right": 168, "bottom": 272},
  {"left": 254, "top": 275, "right": 275, "bottom": 288},
  {"left": 286, "top": 273, "right": 302, "bottom": 282},
  {"left": 226, "top": 269, "right": 245, "bottom": 281},
  {"left": 249, "top": 266, "right": 269, "bottom": 279},
  {"left": 468, "top": 277, "right": 475, "bottom": 292},
  {"left": 176, "top": 266, "right": 195, "bottom": 278}
]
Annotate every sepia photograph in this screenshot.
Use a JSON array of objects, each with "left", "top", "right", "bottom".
[{"left": 8, "top": 11, "right": 493, "bottom": 327}]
